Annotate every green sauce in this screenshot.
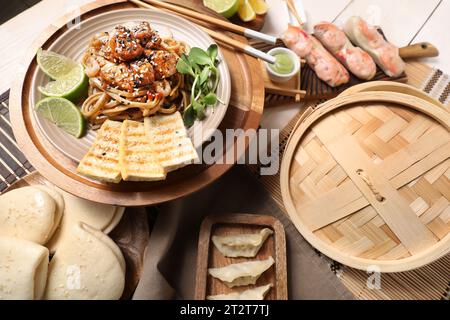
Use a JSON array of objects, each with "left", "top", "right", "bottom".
[{"left": 269, "top": 53, "right": 294, "bottom": 74}]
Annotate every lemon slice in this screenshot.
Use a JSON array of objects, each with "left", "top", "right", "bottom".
[
  {"left": 238, "top": 0, "right": 256, "bottom": 22},
  {"left": 35, "top": 97, "right": 86, "bottom": 138},
  {"left": 249, "top": 0, "right": 268, "bottom": 15},
  {"left": 203, "top": 0, "right": 241, "bottom": 18}
]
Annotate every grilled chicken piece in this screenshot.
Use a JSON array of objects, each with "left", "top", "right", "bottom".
[
  {"left": 282, "top": 25, "right": 349, "bottom": 87},
  {"left": 314, "top": 22, "right": 376, "bottom": 80},
  {"left": 83, "top": 22, "right": 178, "bottom": 90},
  {"left": 145, "top": 50, "right": 178, "bottom": 80},
  {"left": 108, "top": 25, "right": 144, "bottom": 62},
  {"left": 132, "top": 21, "right": 161, "bottom": 48},
  {"left": 98, "top": 59, "right": 155, "bottom": 91}
]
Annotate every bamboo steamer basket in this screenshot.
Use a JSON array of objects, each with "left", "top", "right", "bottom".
[{"left": 280, "top": 89, "right": 450, "bottom": 272}]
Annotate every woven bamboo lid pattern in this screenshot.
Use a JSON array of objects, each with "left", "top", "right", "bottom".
[{"left": 280, "top": 90, "right": 450, "bottom": 272}]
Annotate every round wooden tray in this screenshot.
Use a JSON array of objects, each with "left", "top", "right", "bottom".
[
  {"left": 280, "top": 90, "right": 450, "bottom": 272},
  {"left": 9, "top": 0, "right": 264, "bottom": 206},
  {"left": 4, "top": 171, "right": 149, "bottom": 299}
]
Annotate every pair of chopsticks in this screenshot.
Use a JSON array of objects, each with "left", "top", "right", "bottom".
[
  {"left": 285, "top": 0, "right": 304, "bottom": 26},
  {"left": 129, "top": 0, "right": 276, "bottom": 64}
]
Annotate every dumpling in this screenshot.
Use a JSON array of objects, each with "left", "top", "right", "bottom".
[
  {"left": 44, "top": 222, "right": 125, "bottom": 300},
  {"left": 46, "top": 188, "right": 120, "bottom": 253},
  {"left": 0, "top": 187, "right": 57, "bottom": 244},
  {"left": 207, "top": 284, "right": 272, "bottom": 300},
  {"left": 0, "top": 235, "right": 49, "bottom": 300},
  {"left": 208, "top": 257, "right": 274, "bottom": 288},
  {"left": 103, "top": 207, "right": 125, "bottom": 234},
  {"left": 34, "top": 185, "right": 64, "bottom": 241},
  {"left": 212, "top": 228, "right": 273, "bottom": 258}
]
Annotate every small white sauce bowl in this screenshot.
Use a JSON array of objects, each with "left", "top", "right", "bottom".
[{"left": 265, "top": 47, "right": 300, "bottom": 83}]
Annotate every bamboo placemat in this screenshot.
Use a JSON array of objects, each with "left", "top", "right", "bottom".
[
  {"left": 247, "top": 61, "right": 450, "bottom": 300},
  {"left": 0, "top": 91, "right": 34, "bottom": 192}
]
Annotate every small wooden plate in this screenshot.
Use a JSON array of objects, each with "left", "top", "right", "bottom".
[
  {"left": 262, "top": 62, "right": 306, "bottom": 103},
  {"left": 280, "top": 90, "right": 450, "bottom": 272},
  {"left": 195, "top": 213, "right": 288, "bottom": 300},
  {"left": 2, "top": 171, "right": 149, "bottom": 299}
]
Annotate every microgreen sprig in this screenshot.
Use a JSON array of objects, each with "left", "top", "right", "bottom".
[{"left": 176, "top": 44, "right": 221, "bottom": 127}]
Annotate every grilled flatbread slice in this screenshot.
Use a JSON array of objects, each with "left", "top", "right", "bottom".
[
  {"left": 77, "top": 120, "right": 122, "bottom": 183},
  {"left": 119, "top": 120, "right": 166, "bottom": 181},
  {"left": 144, "top": 112, "right": 198, "bottom": 172}
]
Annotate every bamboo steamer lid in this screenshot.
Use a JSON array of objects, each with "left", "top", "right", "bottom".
[{"left": 280, "top": 90, "right": 450, "bottom": 272}]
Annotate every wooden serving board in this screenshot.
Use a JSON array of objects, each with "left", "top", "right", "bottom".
[
  {"left": 2, "top": 171, "right": 149, "bottom": 300},
  {"left": 195, "top": 214, "right": 288, "bottom": 300},
  {"left": 300, "top": 66, "right": 407, "bottom": 100},
  {"left": 253, "top": 27, "right": 414, "bottom": 104},
  {"left": 280, "top": 89, "right": 450, "bottom": 272},
  {"left": 9, "top": 0, "right": 265, "bottom": 206},
  {"left": 299, "top": 27, "right": 407, "bottom": 100}
]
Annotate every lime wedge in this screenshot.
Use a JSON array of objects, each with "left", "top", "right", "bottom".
[
  {"left": 238, "top": 0, "right": 256, "bottom": 22},
  {"left": 249, "top": 0, "right": 268, "bottom": 15},
  {"left": 203, "top": 0, "right": 240, "bottom": 18},
  {"left": 38, "top": 64, "right": 88, "bottom": 101},
  {"left": 35, "top": 97, "right": 86, "bottom": 138},
  {"left": 37, "top": 48, "right": 78, "bottom": 80}
]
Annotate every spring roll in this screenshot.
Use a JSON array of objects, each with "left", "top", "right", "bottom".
[
  {"left": 344, "top": 16, "right": 405, "bottom": 77},
  {"left": 314, "top": 22, "right": 376, "bottom": 80}
]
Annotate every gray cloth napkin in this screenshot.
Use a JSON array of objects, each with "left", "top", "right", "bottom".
[{"left": 133, "top": 165, "right": 355, "bottom": 300}]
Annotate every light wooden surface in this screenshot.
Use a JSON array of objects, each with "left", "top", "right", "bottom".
[
  {"left": 195, "top": 213, "right": 288, "bottom": 300},
  {"left": 280, "top": 90, "right": 450, "bottom": 272}
]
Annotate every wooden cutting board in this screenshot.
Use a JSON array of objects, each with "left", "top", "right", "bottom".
[
  {"left": 256, "top": 29, "right": 437, "bottom": 104},
  {"left": 280, "top": 89, "right": 450, "bottom": 272},
  {"left": 3, "top": 172, "right": 149, "bottom": 300},
  {"left": 195, "top": 214, "right": 288, "bottom": 300}
]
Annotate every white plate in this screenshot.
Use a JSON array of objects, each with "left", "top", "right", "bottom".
[{"left": 30, "top": 8, "right": 231, "bottom": 161}]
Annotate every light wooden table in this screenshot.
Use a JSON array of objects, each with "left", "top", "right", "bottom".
[{"left": 0, "top": 0, "right": 448, "bottom": 127}]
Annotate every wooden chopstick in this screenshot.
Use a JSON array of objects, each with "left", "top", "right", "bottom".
[
  {"left": 286, "top": 0, "right": 303, "bottom": 26},
  {"left": 129, "top": 0, "right": 276, "bottom": 64},
  {"left": 138, "top": 0, "right": 277, "bottom": 44}
]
